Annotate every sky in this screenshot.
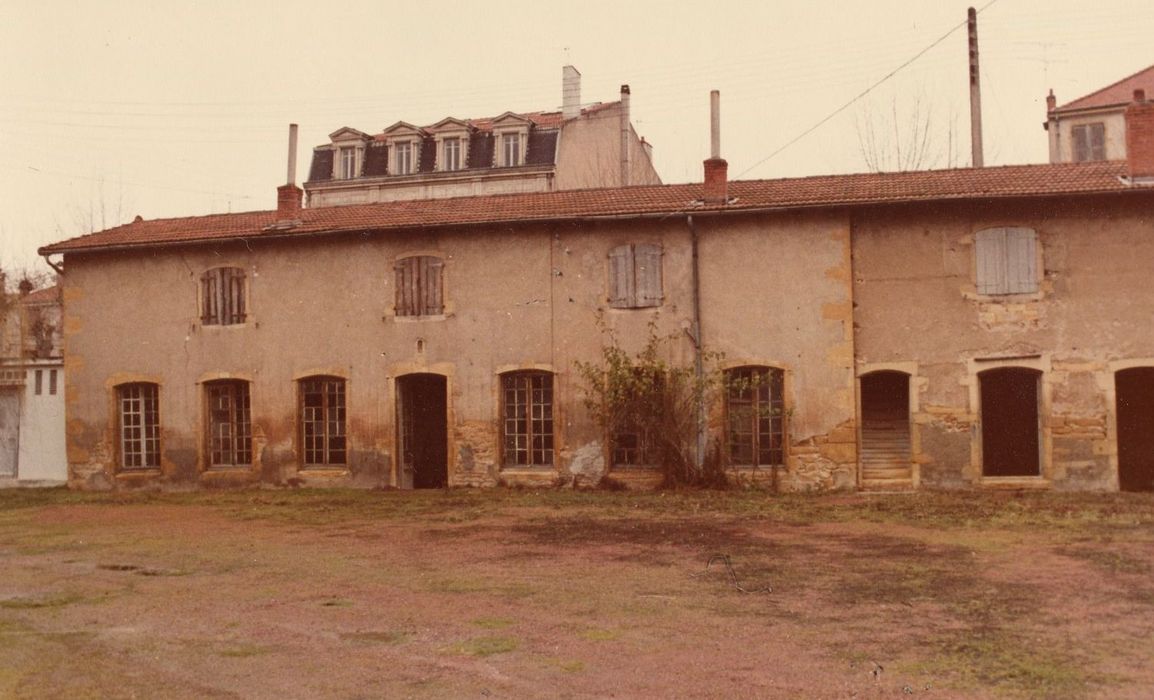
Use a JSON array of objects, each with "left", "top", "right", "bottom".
[{"left": 1, "top": 0, "right": 1152, "bottom": 273}]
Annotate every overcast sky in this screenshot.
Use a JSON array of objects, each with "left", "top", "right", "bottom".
[{"left": 1, "top": 0, "right": 1152, "bottom": 272}]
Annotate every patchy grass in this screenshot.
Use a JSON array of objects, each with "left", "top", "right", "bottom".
[
  {"left": 0, "top": 592, "right": 85, "bottom": 610},
  {"left": 471, "top": 617, "right": 515, "bottom": 629},
  {"left": 452, "top": 635, "right": 519, "bottom": 657},
  {"left": 340, "top": 630, "right": 410, "bottom": 645}
]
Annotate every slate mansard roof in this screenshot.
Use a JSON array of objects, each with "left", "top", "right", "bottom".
[
  {"left": 307, "top": 103, "right": 618, "bottom": 182},
  {"left": 40, "top": 160, "right": 1147, "bottom": 256}
]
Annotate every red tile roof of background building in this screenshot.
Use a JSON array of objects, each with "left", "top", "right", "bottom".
[
  {"left": 41, "top": 161, "right": 1142, "bottom": 255},
  {"left": 1056, "top": 64, "right": 1154, "bottom": 112},
  {"left": 19, "top": 285, "right": 60, "bottom": 304}
]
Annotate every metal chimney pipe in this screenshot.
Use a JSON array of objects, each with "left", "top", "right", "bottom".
[
  {"left": 710, "top": 90, "right": 721, "bottom": 159},
  {"left": 287, "top": 123, "right": 299, "bottom": 185}
]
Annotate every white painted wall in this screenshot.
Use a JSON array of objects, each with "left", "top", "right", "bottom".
[{"left": 16, "top": 365, "right": 66, "bottom": 483}]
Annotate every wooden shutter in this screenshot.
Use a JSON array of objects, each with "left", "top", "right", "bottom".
[
  {"left": 608, "top": 245, "right": 635, "bottom": 308},
  {"left": 975, "top": 228, "right": 1007, "bottom": 295},
  {"left": 201, "top": 270, "right": 219, "bottom": 324},
  {"left": 422, "top": 257, "right": 444, "bottom": 315},
  {"left": 395, "top": 258, "right": 415, "bottom": 316},
  {"left": 1072, "top": 126, "right": 1089, "bottom": 162},
  {"left": 634, "top": 243, "right": 663, "bottom": 308},
  {"left": 1004, "top": 227, "right": 1038, "bottom": 294},
  {"left": 1089, "top": 123, "right": 1106, "bottom": 161}
]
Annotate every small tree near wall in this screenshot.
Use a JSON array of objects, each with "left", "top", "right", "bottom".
[{"left": 575, "top": 315, "right": 727, "bottom": 488}]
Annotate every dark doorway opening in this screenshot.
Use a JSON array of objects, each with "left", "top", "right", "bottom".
[
  {"left": 979, "top": 367, "right": 1041, "bottom": 477},
  {"left": 859, "top": 371, "right": 911, "bottom": 482},
  {"left": 397, "top": 374, "right": 448, "bottom": 489},
  {"left": 1116, "top": 368, "right": 1154, "bottom": 492}
]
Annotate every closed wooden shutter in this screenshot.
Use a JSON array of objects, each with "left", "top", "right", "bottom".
[
  {"left": 395, "top": 256, "right": 444, "bottom": 316},
  {"left": 201, "top": 270, "right": 219, "bottom": 323},
  {"left": 634, "top": 243, "right": 663, "bottom": 307},
  {"left": 1072, "top": 126, "right": 1090, "bottom": 162},
  {"left": 975, "top": 229, "right": 1007, "bottom": 295},
  {"left": 1089, "top": 123, "right": 1106, "bottom": 161},
  {"left": 1004, "top": 227, "right": 1038, "bottom": 294},
  {"left": 607, "top": 245, "right": 634, "bottom": 308}
]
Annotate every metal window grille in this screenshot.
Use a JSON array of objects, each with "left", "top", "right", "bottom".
[
  {"left": 207, "top": 381, "right": 252, "bottom": 468},
  {"left": 502, "top": 372, "right": 554, "bottom": 466},
  {"left": 201, "top": 267, "right": 246, "bottom": 325},
  {"left": 49, "top": 370, "right": 57, "bottom": 395},
  {"left": 725, "top": 367, "right": 784, "bottom": 467},
  {"left": 34, "top": 370, "right": 42, "bottom": 395},
  {"left": 300, "top": 377, "right": 346, "bottom": 466},
  {"left": 118, "top": 383, "right": 160, "bottom": 469},
  {"left": 394, "top": 256, "right": 444, "bottom": 317}
]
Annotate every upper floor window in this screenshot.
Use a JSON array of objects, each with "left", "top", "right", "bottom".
[
  {"left": 608, "top": 243, "right": 663, "bottom": 309},
  {"left": 500, "top": 133, "right": 522, "bottom": 167},
  {"left": 206, "top": 380, "right": 251, "bottom": 468},
  {"left": 338, "top": 147, "right": 359, "bottom": 179},
  {"left": 118, "top": 382, "right": 160, "bottom": 470},
  {"left": 201, "top": 267, "right": 246, "bottom": 326},
  {"left": 501, "top": 372, "right": 554, "bottom": 467},
  {"left": 395, "top": 256, "right": 444, "bottom": 317},
  {"left": 975, "top": 227, "right": 1038, "bottom": 296},
  {"left": 1072, "top": 122, "right": 1105, "bottom": 162},
  {"left": 725, "top": 367, "right": 784, "bottom": 467},
  {"left": 394, "top": 141, "right": 414, "bottom": 175},
  {"left": 299, "top": 376, "right": 346, "bottom": 467},
  {"left": 442, "top": 137, "right": 462, "bottom": 171}
]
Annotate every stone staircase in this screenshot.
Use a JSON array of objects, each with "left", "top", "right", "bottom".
[{"left": 860, "top": 414, "right": 913, "bottom": 490}]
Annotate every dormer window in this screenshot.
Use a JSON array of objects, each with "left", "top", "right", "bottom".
[
  {"left": 338, "top": 147, "right": 358, "bottom": 179},
  {"left": 500, "top": 133, "right": 522, "bottom": 167},
  {"left": 442, "top": 137, "right": 462, "bottom": 171},
  {"left": 394, "top": 141, "right": 414, "bottom": 175},
  {"left": 327, "top": 127, "right": 370, "bottom": 181}
]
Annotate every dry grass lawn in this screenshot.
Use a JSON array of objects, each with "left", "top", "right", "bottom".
[{"left": 1, "top": 488, "right": 1154, "bottom": 698}]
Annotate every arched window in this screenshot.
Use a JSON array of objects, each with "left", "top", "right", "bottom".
[
  {"left": 205, "top": 380, "right": 252, "bottom": 468},
  {"left": 724, "top": 366, "right": 785, "bottom": 467},
  {"left": 501, "top": 371, "right": 554, "bottom": 467},
  {"left": 201, "top": 267, "right": 246, "bottom": 325},
  {"left": 299, "top": 376, "right": 346, "bottom": 467},
  {"left": 394, "top": 256, "right": 444, "bottom": 317},
  {"left": 117, "top": 382, "right": 160, "bottom": 470}
]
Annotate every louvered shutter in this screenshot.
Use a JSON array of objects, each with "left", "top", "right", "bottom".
[
  {"left": 608, "top": 245, "right": 634, "bottom": 308},
  {"left": 1004, "top": 227, "right": 1038, "bottom": 294},
  {"left": 424, "top": 257, "right": 444, "bottom": 315},
  {"left": 1072, "top": 126, "right": 1090, "bottom": 162},
  {"left": 1089, "top": 123, "right": 1106, "bottom": 161},
  {"left": 634, "top": 243, "right": 663, "bottom": 307},
  {"left": 395, "top": 258, "right": 415, "bottom": 316}
]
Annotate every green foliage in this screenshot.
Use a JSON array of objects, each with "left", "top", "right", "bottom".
[{"left": 574, "top": 314, "right": 727, "bottom": 488}]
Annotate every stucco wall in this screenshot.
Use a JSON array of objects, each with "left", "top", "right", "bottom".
[
  {"left": 554, "top": 102, "right": 662, "bottom": 190},
  {"left": 62, "top": 210, "right": 853, "bottom": 491},
  {"left": 852, "top": 196, "right": 1154, "bottom": 490},
  {"left": 1048, "top": 111, "right": 1127, "bottom": 163}
]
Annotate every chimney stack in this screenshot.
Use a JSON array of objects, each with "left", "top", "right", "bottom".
[
  {"left": 1046, "top": 89, "right": 1056, "bottom": 113},
  {"left": 620, "top": 84, "right": 631, "bottom": 186},
  {"left": 1126, "top": 89, "right": 1154, "bottom": 179},
  {"left": 277, "top": 123, "right": 303, "bottom": 217},
  {"left": 562, "top": 65, "right": 581, "bottom": 120},
  {"left": 703, "top": 90, "right": 728, "bottom": 205}
]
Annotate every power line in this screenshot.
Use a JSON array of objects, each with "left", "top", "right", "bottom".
[{"left": 735, "top": 0, "right": 1002, "bottom": 180}]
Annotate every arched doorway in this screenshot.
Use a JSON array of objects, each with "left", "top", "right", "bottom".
[
  {"left": 396, "top": 373, "right": 448, "bottom": 489},
  {"left": 859, "top": 371, "right": 911, "bottom": 486},
  {"left": 979, "top": 367, "right": 1042, "bottom": 477},
  {"left": 1116, "top": 367, "right": 1154, "bottom": 492}
]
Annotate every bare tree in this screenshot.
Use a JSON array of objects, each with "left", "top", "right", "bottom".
[{"left": 855, "top": 88, "right": 960, "bottom": 173}]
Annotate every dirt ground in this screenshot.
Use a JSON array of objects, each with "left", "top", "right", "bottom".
[{"left": 1, "top": 489, "right": 1153, "bottom": 699}]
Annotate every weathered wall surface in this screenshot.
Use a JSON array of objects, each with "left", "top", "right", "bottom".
[
  {"left": 1048, "top": 111, "right": 1127, "bottom": 163},
  {"left": 62, "top": 209, "right": 854, "bottom": 491},
  {"left": 554, "top": 102, "right": 662, "bottom": 190},
  {"left": 853, "top": 195, "right": 1154, "bottom": 490}
]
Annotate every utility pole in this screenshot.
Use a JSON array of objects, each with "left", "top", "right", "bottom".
[{"left": 968, "top": 6, "right": 984, "bottom": 168}]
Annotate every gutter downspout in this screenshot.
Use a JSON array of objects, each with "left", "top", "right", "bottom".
[
  {"left": 41, "top": 255, "right": 64, "bottom": 275},
  {"left": 687, "top": 214, "right": 705, "bottom": 469}
]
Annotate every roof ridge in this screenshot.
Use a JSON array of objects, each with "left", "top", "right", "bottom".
[{"left": 1057, "top": 63, "right": 1154, "bottom": 110}]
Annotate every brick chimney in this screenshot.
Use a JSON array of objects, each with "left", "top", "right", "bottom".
[
  {"left": 703, "top": 90, "right": 728, "bottom": 204},
  {"left": 277, "top": 123, "right": 303, "bottom": 217},
  {"left": 1046, "top": 89, "right": 1056, "bottom": 113},
  {"left": 1125, "top": 89, "right": 1154, "bottom": 179}
]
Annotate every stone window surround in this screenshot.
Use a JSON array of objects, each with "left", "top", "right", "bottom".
[
  {"left": 329, "top": 131, "right": 370, "bottom": 180},
  {"left": 495, "top": 363, "right": 559, "bottom": 471},
  {"left": 385, "top": 249, "right": 453, "bottom": 321},
  {"left": 963, "top": 225, "right": 1047, "bottom": 303},
  {"left": 718, "top": 359, "right": 790, "bottom": 470}
]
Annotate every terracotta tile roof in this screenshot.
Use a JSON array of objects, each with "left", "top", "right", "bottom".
[
  {"left": 1056, "top": 64, "right": 1154, "bottom": 112},
  {"left": 41, "top": 161, "right": 1141, "bottom": 255},
  {"left": 19, "top": 285, "right": 60, "bottom": 304}
]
